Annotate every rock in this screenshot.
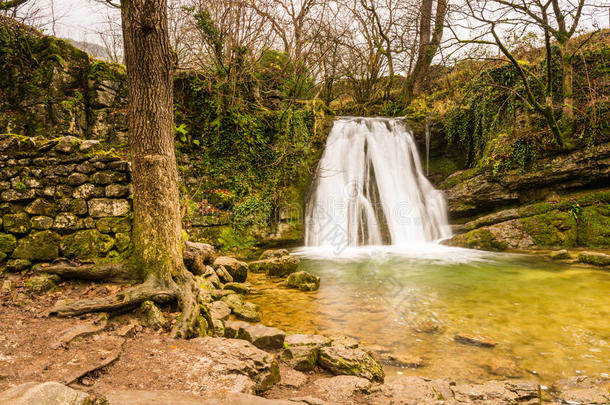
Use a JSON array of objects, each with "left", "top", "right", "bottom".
[
  {"left": 25, "top": 198, "right": 57, "bottom": 216},
  {"left": 6, "top": 259, "right": 31, "bottom": 272},
  {"left": 281, "top": 345, "right": 319, "bottom": 372},
  {"left": 52, "top": 212, "right": 83, "bottom": 233},
  {"left": 214, "top": 256, "right": 248, "bottom": 282},
  {"left": 259, "top": 249, "right": 289, "bottom": 260},
  {"left": 250, "top": 255, "right": 300, "bottom": 277},
  {"left": 3, "top": 212, "right": 31, "bottom": 234},
  {"left": 105, "top": 184, "right": 131, "bottom": 198},
  {"left": 0, "top": 233, "right": 16, "bottom": 255},
  {"left": 479, "top": 357, "right": 523, "bottom": 378},
  {"left": 286, "top": 271, "right": 320, "bottom": 291},
  {"left": 0, "top": 189, "right": 35, "bottom": 202},
  {"left": 224, "top": 282, "right": 250, "bottom": 295},
  {"left": 220, "top": 293, "right": 243, "bottom": 310},
  {"left": 95, "top": 216, "right": 132, "bottom": 233},
  {"left": 454, "top": 333, "right": 498, "bottom": 348},
  {"left": 24, "top": 274, "right": 60, "bottom": 293},
  {"left": 225, "top": 320, "right": 285, "bottom": 349},
  {"left": 88, "top": 198, "right": 130, "bottom": 217},
  {"left": 107, "top": 161, "right": 131, "bottom": 172},
  {"left": 104, "top": 390, "right": 294, "bottom": 405},
  {"left": 0, "top": 381, "right": 90, "bottom": 405},
  {"left": 329, "top": 335, "right": 359, "bottom": 349},
  {"left": 279, "top": 367, "right": 309, "bottom": 389},
  {"left": 60, "top": 229, "right": 115, "bottom": 258},
  {"left": 233, "top": 302, "right": 261, "bottom": 322},
  {"left": 286, "top": 334, "right": 331, "bottom": 347},
  {"left": 210, "top": 300, "right": 231, "bottom": 321},
  {"left": 379, "top": 353, "right": 424, "bottom": 368},
  {"left": 452, "top": 380, "right": 538, "bottom": 404},
  {"left": 215, "top": 265, "right": 233, "bottom": 283},
  {"left": 73, "top": 183, "right": 104, "bottom": 199},
  {"left": 79, "top": 139, "right": 101, "bottom": 153},
  {"left": 31, "top": 216, "right": 54, "bottom": 230},
  {"left": 56, "top": 135, "right": 81, "bottom": 153},
  {"left": 184, "top": 241, "right": 214, "bottom": 275},
  {"left": 411, "top": 319, "right": 440, "bottom": 334},
  {"left": 559, "top": 388, "right": 610, "bottom": 404},
  {"left": 91, "top": 171, "right": 127, "bottom": 185},
  {"left": 65, "top": 172, "right": 88, "bottom": 186},
  {"left": 12, "top": 231, "right": 61, "bottom": 261},
  {"left": 312, "top": 376, "right": 372, "bottom": 404},
  {"left": 578, "top": 252, "right": 610, "bottom": 267},
  {"left": 371, "top": 376, "right": 446, "bottom": 404},
  {"left": 115, "top": 232, "right": 131, "bottom": 252},
  {"left": 319, "top": 341, "right": 385, "bottom": 382},
  {"left": 137, "top": 300, "right": 167, "bottom": 330}
]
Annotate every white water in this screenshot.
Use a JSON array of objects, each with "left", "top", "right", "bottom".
[{"left": 304, "top": 117, "right": 451, "bottom": 251}]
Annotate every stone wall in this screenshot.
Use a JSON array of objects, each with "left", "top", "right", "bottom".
[{"left": 0, "top": 134, "right": 132, "bottom": 271}]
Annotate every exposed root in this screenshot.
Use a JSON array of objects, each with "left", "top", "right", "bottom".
[
  {"left": 49, "top": 278, "right": 176, "bottom": 317},
  {"left": 171, "top": 267, "right": 209, "bottom": 339},
  {"left": 42, "top": 262, "right": 136, "bottom": 283}
]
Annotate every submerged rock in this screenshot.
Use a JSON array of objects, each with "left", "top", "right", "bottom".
[
  {"left": 214, "top": 256, "right": 248, "bottom": 282},
  {"left": 249, "top": 255, "right": 300, "bottom": 277},
  {"left": 454, "top": 333, "right": 498, "bottom": 348},
  {"left": 286, "top": 271, "right": 320, "bottom": 291},
  {"left": 319, "top": 340, "right": 385, "bottom": 382},
  {"left": 578, "top": 252, "right": 610, "bottom": 267},
  {"left": 379, "top": 353, "right": 424, "bottom": 368}
]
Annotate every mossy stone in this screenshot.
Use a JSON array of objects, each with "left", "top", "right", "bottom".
[
  {"left": 578, "top": 252, "right": 610, "bottom": 267},
  {"left": 3, "top": 212, "right": 31, "bottom": 234},
  {"left": 286, "top": 271, "right": 320, "bottom": 291},
  {"left": 0, "top": 233, "right": 17, "bottom": 254},
  {"left": 6, "top": 258, "right": 32, "bottom": 272},
  {"left": 95, "top": 216, "right": 132, "bottom": 233},
  {"left": 60, "top": 229, "right": 115, "bottom": 259},
  {"left": 577, "top": 206, "right": 610, "bottom": 248},
  {"left": 25, "top": 274, "right": 60, "bottom": 293},
  {"left": 12, "top": 231, "right": 60, "bottom": 261},
  {"left": 137, "top": 300, "right": 167, "bottom": 330},
  {"left": 115, "top": 232, "right": 131, "bottom": 252},
  {"left": 519, "top": 210, "right": 577, "bottom": 247}
]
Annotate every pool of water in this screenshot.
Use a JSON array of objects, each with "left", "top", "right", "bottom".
[{"left": 248, "top": 245, "right": 610, "bottom": 383}]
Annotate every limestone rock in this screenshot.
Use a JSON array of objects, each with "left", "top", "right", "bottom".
[
  {"left": 12, "top": 231, "right": 60, "bottom": 261},
  {"left": 319, "top": 340, "right": 385, "bottom": 382},
  {"left": 184, "top": 241, "right": 215, "bottom": 275},
  {"left": 281, "top": 345, "right": 319, "bottom": 372},
  {"left": 249, "top": 255, "right": 300, "bottom": 277},
  {"left": 25, "top": 198, "right": 57, "bottom": 216},
  {"left": 223, "top": 282, "right": 250, "bottom": 295},
  {"left": 79, "top": 140, "right": 101, "bottom": 153},
  {"left": 31, "top": 216, "right": 54, "bottom": 230},
  {"left": 259, "top": 249, "right": 289, "bottom": 260},
  {"left": 56, "top": 136, "right": 81, "bottom": 153},
  {"left": 52, "top": 212, "right": 83, "bottom": 233},
  {"left": 88, "top": 198, "right": 130, "bottom": 217},
  {"left": 234, "top": 302, "right": 261, "bottom": 322},
  {"left": 379, "top": 353, "right": 424, "bottom": 368},
  {"left": 137, "top": 300, "right": 167, "bottom": 330},
  {"left": 312, "top": 376, "right": 372, "bottom": 404},
  {"left": 215, "top": 265, "right": 233, "bottom": 283},
  {"left": 225, "top": 320, "right": 285, "bottom": 349},
  {"left": 0, "top": 381, "right": 89, "bottom": 405},
  {"left": 210, "top": 300, "right": 231, "bottom": 321},
  {"left": 60, "top": 229, "right": 115, "bottom": 259},
  {"left": 3, "top": 212, "right": 31, "bottom": 234},
  {"left": 286, "top": 271, "right": 320, "bottom": 291},
  {"left": 214, "top": 256, "right": 248, "bottom": 282}
]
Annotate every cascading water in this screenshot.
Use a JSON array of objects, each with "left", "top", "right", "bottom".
[{"left": 305, "top": 117, "right": 451, "bottom": 248}]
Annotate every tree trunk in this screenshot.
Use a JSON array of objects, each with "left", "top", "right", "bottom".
[{"left": 560, "top": 47, "right": 574, "bottom": 119}]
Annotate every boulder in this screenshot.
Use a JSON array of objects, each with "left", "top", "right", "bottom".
[
  {"left": 210, "top": 300, "right": 231, "bottom": 322},
  {"left": 215, "top": 265, "right": 233, "bottom": 283},
  {"left": 214, "top": 256, "right": 248, "bottom": 282},
  {"left": 24, "top": 274, "right": 60, "bottom": 293},
  {"left": 223, "top": 282, "right": 250, "bottom": 295},
  {"left": 0, "top": 382, "right": 89, "bottom": 405},
  {"left": 184, "top": 241, "right": 214, "bottom": 275},
  {"left": 550, "top": 249, "right": 571, "bottom": 260},
  {"left": 286, "top": 271, "right": 320, "bottom": 291},
  {"left": 233, "top": 302, "right": 261, "bottom": 322},
  {"left": 259, "top": 249, "right": 289, "bottom": 260},
  {"left": 319, "top": 340, "right": 385, "bottom": 382},
  {"left": 281, "top": 345, "right": 319, "bottom": 372},
  {"left": 6, "top": 258, "right": 32, "bottom": 271},
  {"left": 224, "top": 320, "right": 285, "bottom": 349},
  {"left": 249, "top": 255, "right": 300, "bottom": 277},
  {"left": 60, "top": 229, "right": 115, "bottom": 259}
]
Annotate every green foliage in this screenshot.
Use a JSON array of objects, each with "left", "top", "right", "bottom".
[
  {"left": 217, "top": 227, "right": 257, "bottom": 251},
  {"left": 233, "top": 195, "right": 272, "bottom": 229}
]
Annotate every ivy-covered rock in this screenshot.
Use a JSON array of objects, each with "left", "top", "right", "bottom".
[
  {"left": 12, "top": 230, "right": 60, "bottom": 261},
  {"left": 286, "top": 271, "right": 320, "bottom": 291},
  {"left": 3, "top": 212, "right": 31, "bottom": 234},
  {"left": 60, "top": 229, "right": 115, "bottom": 258}
]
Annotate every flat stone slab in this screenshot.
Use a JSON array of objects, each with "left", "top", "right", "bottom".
[
  {"left": 105, "top": 390, "right": 295, "bottom": 405},
  {"left": 0, "top": 382, "right": 90, "bottom": 405},
  {"left": 225, "top": 321, "right": 285, "bottom": 350}
]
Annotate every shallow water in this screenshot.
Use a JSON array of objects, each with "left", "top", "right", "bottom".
[{"left": 248, "top": 245, "right": 610, "bottom": 383}]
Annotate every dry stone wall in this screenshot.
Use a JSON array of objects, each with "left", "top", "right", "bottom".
[{"left": 0, "top": 134, "right": 132, "bottom": 271}]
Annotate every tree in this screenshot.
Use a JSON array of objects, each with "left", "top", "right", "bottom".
[
  {"left": 51, "top": 0, "right": 209, "bottom": 339},
  {"left": 0, "top": 0, "right": 30, "bottom": 10},
  {"left": 403, "top": 0, "right": 447, "bottom": 102}
]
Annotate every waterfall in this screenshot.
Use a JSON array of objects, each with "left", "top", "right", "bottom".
[{"left": 305, "top": 117, "right": 451, "bottom": 248}]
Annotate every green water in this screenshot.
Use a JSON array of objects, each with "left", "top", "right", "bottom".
[{"left": 248, "top": 248, "right": 610, "bottom": 383}]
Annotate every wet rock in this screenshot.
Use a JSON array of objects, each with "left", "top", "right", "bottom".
[
  {"left": 379, "top": 353, "right": 424, "bottom": 368},
  {"left": 233, "top": 302, "right": 261, "bottom": 322},
  {"left": 285, "top": 334, "right": 331, "bottom": 347},
  {"left": 452, "top": 380, "right": 538, "bottom": 404},
  {"left": 0, "top": 381, "right": 90, "bottom": 405},
  {"left": 578, "top": 252, "right": 610, "bottom": 267},
  {"left": 286, "top": 271, "right": 320, "bottom": 291},
  {"left": 411, "top": 319, "right": 440, "bottom": 334},
  {"left": 260, "top": 249, "right": 289, "bottom": 260},
  {"left": 88, "top": 198, "right": 130, "bottom": 217},
  {"left": 250, "top": 255, "right": 300, "bottom": 277},
  {"left": 224, "top": 320, "right": 285, "bottom": 349},
  {"left": 224, "top": 282, "right": 250, "bottom": 295},
  {"left": 454, "top": 333, "right": 498, "bottom": 348},
  {"left": 214, "top": 256, "right": 248, "bottom": 282},
  {"left": 24, "top": 274, "right": 60, "bottom": 293},
  {"left": 319, "top": 340, "right": 385, "bottom": 382},
  {"left": 12, "top": 231, "right": 60, "bottom": 261},
  {"left": 559, "top": 388, "right": 610, "bottom": 405},
  {"left": 329, "top": 335, "right": 359, "bottom": 349}
]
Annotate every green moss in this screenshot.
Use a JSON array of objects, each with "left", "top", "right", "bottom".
[
  {"left": 24, "top": 274, "right": 60, "bottom": 293},
  {"left": 3, "top": 212, "right": 31, "bottom": 234},
  {"left": 95, "top": 216, "right": 132, "bottom": 234},
  {"left": 519, "top": 210, "right": 577, "bottom": 247},
  {"left": 451, "top": 228, "right": 509, "bottom": 251},
  {"left": 0, "top": 233, "right": 17, "bottom": 254},
  {"left": 578, "top": 252, "right": 610, "bottom": 267},
  {"left": 60, "top": 229, "right": 115, "bottom": 259},
  {"left": 577, "top": 205, "right": 610, "bottom": 247},
  {"left": 12, "top": 230, "right": 60, "bottom": 261}
]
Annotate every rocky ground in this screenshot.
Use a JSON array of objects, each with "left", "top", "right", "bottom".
[{"left": 1, "top": 268, "right": 609, "bottom": 405}]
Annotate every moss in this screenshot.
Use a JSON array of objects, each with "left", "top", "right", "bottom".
[
  {"left": 60, "top": 229, "right": 115, "bottom": 259},
  {"left": 450, "top": 228, "right": 509, "bottom": 251},
  {"left": 3, "top": 212, "right": 31, "bottom": 234},
  {"left": 12, "top": 230, "right": 60, "bottom": 261},
  {"left": 577, "top": 205, "right": 610, "bottom": 247},
  {"left": 0, "top": 233, "right": 17, "bottom": 254},
  {"left": 24, "top": 274, "right": 60, "bottom": 293},
  {"left": 578, "top": 252, "right": 610, "bottom": 267},
  {"left": 115, "top": 232, "right": 132, "bottom": 252},
  {"left": 95, "top": 216, "right": 132, "bottom": 234},
  {"left": 519, "top": 210, "right": 577, "bottom": 247},
  {"left": 137, "top": 300, "right": 167, "bottom": 330}
]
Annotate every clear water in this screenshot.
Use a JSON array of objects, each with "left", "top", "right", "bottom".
[{"left": 249, "top": 246, "right": 610, "bottom": 383}]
